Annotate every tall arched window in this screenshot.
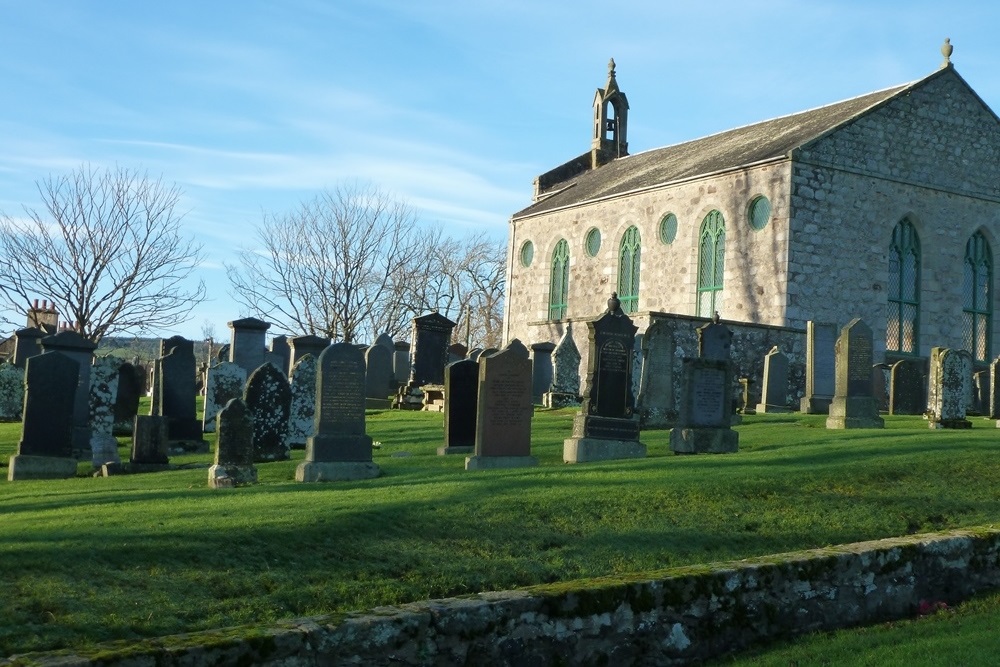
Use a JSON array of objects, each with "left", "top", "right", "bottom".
[
  {"left": 963, "top": 231, "right": 992, "bottom": 361},
  {"left": 887, "top": 218, "right": 920, "bottom": 354},
  {"left": 618, "top": 226, "right": 640, "bottom": 313},
  {"left": 697, "top": 210, "right": 726, "bottom": 317},
  {"left": 548, "top": 239, "right": 570, "bottom": 320}
]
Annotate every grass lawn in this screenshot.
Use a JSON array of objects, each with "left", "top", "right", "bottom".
[{"left": 3, "top": 408, "right": 1000, "bottom": 660}]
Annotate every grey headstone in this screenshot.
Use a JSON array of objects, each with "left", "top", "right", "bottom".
[
  {"left": 467, "top": 340, "right": 536, "bottom": 470},
  {"left": 928, "top": 347, "right": 971, "bottom": 428},
  {"left": 228, "top": 317, "right": 271, "bottom": 377},
  {"left": 0, "top": 364, "right": 25, "bottom": 421},
  {"left": 157, "top": 338, "right": 201, "bottom": 440},
  {"left": 826, "top": 319, "right": 884, "bottom": 429},
  {"left": 244, "top": 362, "right": 292, "bottom": 462},
  {"left": 698, "top": 318, "right": 732, "bottom": 362},
  {"left": 12, "top": 327, "right": 45, "bottom": 369},
  {"left": 365, "top": 344, "right": 395, "bottom": 399},
  {"left": 89, "top": 356, "right": 122, "bottom": 467},
  {"left": 800, "top": 321, "right": 837, "bottom": 414},
  {"left": 755, "top": 346, "right": 790, "bottom": 413},
  {"left": 973, "top": 370, "right": 989, "bottom": 415},
  {"left": 448, "top": 343, "right": 468, "bottom": 363},
  {"left": 956, "top": 350, "right": 974, "bottom": 415},
  {"left": 286, "top": 354, "right": 317, "bottom": 449},
  {"left": 269, "top": 335, "right": 291, "bottom": 377},
  {"left": 530, "top": 342, "right": 555, "bottom": 404},
  {"left": 40, "top": 330, "right": 97, "bottom": 458},
  {"left": 374, "top": 332, "right": 395, "bottom": 354},
  {"left": 203, "top": 362, "right": 247, "bottom": 433},
  {"left": 131, "top": 415, "right": 169, "bottom": 464},
  {"left": 393, "top": 341, "right": 411, "bottom": 386},
  {"left": 889, "top": 358, "right": 925, "bottom": 415},
  {"left": 209, "top": 398, "right": 258, "bottom": 488},
  {"left": 990, "top": 356, "right": 1000, "bottom": 419},
  {"left": 637, "top": 320, "right": 676, "bottom": 428},
  {"left": 289, "top": 334, "right": 329, "bottom": 371},
  {"left": 544, "top": 326, "right": 582, "bottom": 408}
]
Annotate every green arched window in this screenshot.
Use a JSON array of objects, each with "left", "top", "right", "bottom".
[
  {"left": 963, "top": 231, "right": 992, "bottom": 361},
  {"left": 697, "top": 210, "right": 726, "bottom": 317},
  {"left": 887, "top": 218, "right": 920, "bottom": 354},
  {"left": 548, "top": 239, "right": 570, "bottom": 320},
  {"left": 618, "top": 226, "right": 640, "bottom": 313}
]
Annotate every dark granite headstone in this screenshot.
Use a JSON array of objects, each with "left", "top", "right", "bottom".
[
  {"left": 409, "top": 312, "right": 456, "bottom": 386},
  {"left": 157, "top": 338, "right": 202, "bottom": 441},
  {"left": 269, "top": 335, "right": 291, "bottom": 377},
  {"left": 530, "top": 342, "right": 556, "bottom": 405},
  {"left": 289, "top": 334, "right": 329, "bottom": 372},
  {"left": 131, "top": 415, "right": 169, "bottom": 465},
  {"left": 440, "top": 358, "right": 479, "bottom": 455},
  {"left": 872, "top": 364, "right": 891, "bottom": 413},
  {"left": 393, "top": 341, "right": 411, "bottom": 386},
  {"left": 113, "top": 362, "right": 141, "bottom": 435},
  {"left": 467, "top": 340, "right": 537, "bottom": 470},
  {"left": 228, "top": 317, "right": 270, "bottom": 377},
  {"left": 215, "top": 344, "right": 230, "bottom": 364},
  {"left": 448, "top": 343, "right": 468, "bottom": 363},
  {"left": 208, "top": 398, "right": 258, "bottom": 488},
  {"left": 12, "top": 327, "right": 45, "bottom": 368},
  {"left": 889, "top": 358, "right": 925, "bottom": 415},
  {"left": 365, "top": 344, "right": 395, "bottom": 400},
  {"left": 825, "top": 318, "right": 884, "bottom": 429},
  {"left": 243, "top": 362, "right": 292, "bottom": 462},
  {"left": 637, "top": 319, "right": 676, "bottom": 428},
  {"left": 374, "top": 332, "right": 395, "bottom": 354},
  {"left": 40, "top": 330, "right": 97, "bottom": 458},
  {"left": 8, "top": 351, "right": 79, "bottom": 480}
]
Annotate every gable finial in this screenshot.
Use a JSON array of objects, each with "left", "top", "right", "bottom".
[
  {"left": 941, "top": 37, "right": 953, "bottom": 68},
  {"left": 608, "top": 58, "right": 616, "bottom": 77}
]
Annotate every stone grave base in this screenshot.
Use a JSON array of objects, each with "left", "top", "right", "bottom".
[
  {"left": 421, "top": 384, "right": 445, "bottom": 412},
  {"left": 799, "top": 396, "right": 832, "bottom": 414},
  {"left": 542, "top": 392, "right": 580, "bottom": 409},
  {"left": 90, "top": 433, "right": 123, "bottom": 468},
  {"left": 465, "top": 455, "right": 539, "bottom": 470},
  {"left": 365, "top": 398, "right": 392, "bottom": 410},
  {"left": 296, "top": 461, "right": 380, "bottom": 483},
  {"left": 825, "top": 397, "right": 884, "bottom": 429},
  {"left": 563, "top": 437, "right": 647, "bottom": 463},
  {"left": 208, "top": 464, "right": 258, "bottom": 488},
  {"left": 437, "top": 445, "right": 474, "bottom": 456},
  {"left": 669, "top": 428, "right": 739, "bottom": 454},
  {"left": 754, "top": 403, "right": 792, "bottom": 414},
  {"left": 8, "top": 454, "right": 78, "bottom": 481},
  {"left": 168, "top": 438, "right": 210, "bottom": 454},
  {"left": 930, "top": 418, "right": 972, "bottom": 429},
  {"left": 393, "top": 385, "right": 424, "bottom": 410}
]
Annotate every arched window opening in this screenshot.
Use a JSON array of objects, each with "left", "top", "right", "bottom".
[
  {"left": 697, "top": 210, "right": 726, "bottom": 317},
  {"left": 548, "top": 239, "right": 570, "bottom": 320},
  {"left": 887, "top": 218, "right": 920, "bottom": 354},
  {"left": 618, "top": 226, "right": 640, "bottom": 314},
  {"left": 963, "top": 231, "right": 992, "bottom": 361}
]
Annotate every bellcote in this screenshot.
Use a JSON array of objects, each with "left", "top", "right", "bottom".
[{"left": 591, "top": 58, "right": 629, "bottom": 168}]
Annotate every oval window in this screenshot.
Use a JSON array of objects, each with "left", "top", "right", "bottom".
[
  {"left": 519, "top": 240, "right": 534, "bottom": 267},
  {"left": 749, "top": 196, "right": 772, "bottom": 231},
  {"left": 659, "top": 213, "right": 678, "bottom": 244},
  {"left": 585, "top": 228, "right": 602, "bottom": 257}
]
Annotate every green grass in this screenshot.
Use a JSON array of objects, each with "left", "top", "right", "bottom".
[{"left": 3, "top": 409, "right": 1000, "bottom": 659}]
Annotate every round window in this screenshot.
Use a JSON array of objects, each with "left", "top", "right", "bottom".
[
  {"left": 519, "top": 240, "right": 534, "bottom": 267},
  {"left": 749, "top": 196, "right": 772, "bottom": 231},
  {"left": 659, "top": 213, "right": 678, "bottom": 244},
  {"left": 585, "top": 228, "right": 602, "bottom": 257}
]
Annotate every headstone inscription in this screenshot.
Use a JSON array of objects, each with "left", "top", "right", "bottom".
[
  {"left": 530, "top": 342, "right": 556, "bottom": 405},
  {"left": 227, "top": 317, "right": 270, "bottom": 377},
  {"left": 202, "top": 362, "right": 247, "bottom": 433},
  {"left": 39, "top": 330, "right": 97, "bottom": 458},
  {"left": 113, "top": 362, "right": 141, "bottom": 435},
  {"left": 296, "top": 343, "right": 379, "bottom": 482},
  {"left": 927, "top": 347, "right": 971, "bottom": 429},
  {"left": 669, "top": 315, "right": 740, "bottom": 454},
  {"left": 466, "top": 340, "right": 537, "bottom": 470},
  {"left": 243, "top": 362, "right": 292, "bottom": 462},
  {"left": 157, "top": 337, "right": 203, "bottom": 442},
  {"left": 0, "top": 363, "right": 25, "bottom": 421},
  {"left": 636, "top": 319, "right": 676, "bottom": 429},
  {"left": 889, "top": 358, "right": 925, "bottom": 415},
  {"left": 563, "top": 293, "right": 646, "bottom": 463},
  {"left": 12, "top": 327, "right": 45, "bottom": 368},
  {"left": 825, "top": 319, "right": 884, "bottom": 429},
  {"left": 439, "top": 358, "right": 478, "bottom": 455},
  {"left": 394, "top": 312, "right": 456, "bottom": 410},
  {"left": 208, "top": 398, "right": 258, "bottom": 488},
  {"left": 89, "top": 356, "right": 122, "bottom": 468},
  {"left": 799, "top": 321, "right": 837, "bottom": 414},
  {"left": 8, "top": 352, "right": 79, "bottom": 480},
  {"left": 543, "top": 326, "right": 582, "bottom": 408},
  {"left": 131, "top": 415, "right": 170, "bottom": 466},
  {"left": 286, "top": 354, "right": 317, "bottom": 450}
]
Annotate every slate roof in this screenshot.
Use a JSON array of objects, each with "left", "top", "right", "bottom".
[{"left": 514, "top": 76, "right": 930, "bottom": 219}]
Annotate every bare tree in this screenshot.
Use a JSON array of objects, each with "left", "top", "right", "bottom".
[{"left": 0, "top": 165, "right": 206, "bottom": 342}]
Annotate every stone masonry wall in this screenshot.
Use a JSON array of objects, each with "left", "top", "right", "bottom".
[{"left": 15, "top": 528, "right": 1000, "bottom": 667}]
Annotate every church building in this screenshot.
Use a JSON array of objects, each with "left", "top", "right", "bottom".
[{"left": 503, "top": 41, "right": 1000, "bottom": 370}]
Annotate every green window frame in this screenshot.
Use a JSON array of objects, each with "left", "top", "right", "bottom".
[
  {"left": 963, "top": 231, "right": 992, "bottom": 361},
  {"left": 618, "top": 226, "right": 640, "bottom": 313},
  {"left": 549, "top": 239, "right": 570, "bottom": 320},
  {"left": 887, "top": 218, "right": 920, "bottom": 354},
  {"left": 697, "top": 210, "right": 726, "bottom": 317}
]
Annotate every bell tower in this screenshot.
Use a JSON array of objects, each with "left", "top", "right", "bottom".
[{"left": 591, "top": 58, "right": 629, "bottom": 169}]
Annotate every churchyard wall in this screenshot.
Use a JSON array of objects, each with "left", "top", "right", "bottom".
[{"left": 17, "top": 527, "right": 1000, "bottom": 666}]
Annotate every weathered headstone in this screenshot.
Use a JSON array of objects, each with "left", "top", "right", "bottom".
[
  {"left": 755, "top": 346, "right": 791, "bottom": 413},
  {"left": 268, "top": 335, "right": 291, "bottom": 377},
  {"left": 530, "top": 342, "right": 556, "bottom": 405},
  {"left": 927, "top": 347, "right": 971, "bottom": 429},
  {"left": 215, "top": 344, "right": 230, "bottom": 364},
  {"left": 365, "top": 344, "right": 395, "bottom": 405},
  {"left": 799, "top": 321, "right": 837, "bottom": 414},
  {"left": 636, "top": 320, "right": 676, "bottom": 428},
  {"left": 889, "top": 358, "right": 925, "bottom": 415},
  {"left": 8, "top": 352, "right": 79, "bottom": 480},
  {"left": 12, "top": 327, "right": 45, "bottom": 369},
  {"left": 393, "top": 341, "right": 411, "bottom": 386},
  {"left": 957, "top": 350, "right": 975, "bottom": 415},
  {"left": 374, "top": 332, "right": 395, "bottom": 354},
  {"left": 0, "top": 363, "right": 25, "bottom": 421},
  {"left": 825, "top": 319, "right": 884, "bottom": 429},
  {"left": 543, "top": 326, "right": 582, "bottom": 408},
  {"left": 289, "top": 334, "right": 329, "bottom": 374},
  {"left": 974, "top": 370, "right": 989, "bottom": 417},
  {"left": 990, "top": 356, "right": 1000, "bottom": 423},
  {"left": 296, "top": 343, "right": 379, "bottom": 482},
  {"left": 40, "top": 330, "right": 97, "bottom": 458},
  {"left": 227, "top": 317, "right": 270, "bottom": 377},
  {"left": 670, "top": 315, "right": 740, "bottom": 453},
  {"left": 244, "top": 362, "right": 292, "bottom": 462},
  {"left": 467, "top": 340, "right": 537, "bottom": 470},
  {"left": 203, "top": 362, "right": 247, "bottom": 433},
  {"left": 471, "top": 348, "right": 498, "bottom": 362},
  {"left": 286, "top": 354, "right": 317, "bottom": 450},
  {"left": 449, "top": 343, "right": 468, "bottom": 363},
  {"left": 466, "top": 348, "right": 483, "bottom": 360},
  {"left": 439, "top": 358, "right": 478, "bottom": 455},
  {"left": 89, "top": 356, "right": 122, "bottom": 468},
  {"left": 872, "top": 363, "right": 891, "bottom": 413},
  {"left": 395, "top": 312, "right": 456, "bottom": 410},
  {"left": 131, "top": 415, "right": 169, "bottom": 465},
  {"left": 208, "top": 398, "right": 258, "bottom": 488},
  {"left": 564, "top": 293, "right": 645, "bottom": 463},
  {"left": 157, "top": 337, "right": 203, "bottom": 442},
  {"left": 113, "top": 362, "right": 141, "bottom": 435}
]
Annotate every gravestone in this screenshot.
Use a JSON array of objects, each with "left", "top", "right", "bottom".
[
  {"left": 530, "top": 342, "right": 556, "bottom": 404},
  {"left": 12, "top": 327, "right": 45, "bottom": 368},
  {"left": 889, "top": 358, "right": 925, "bottom": 415},
  {"left": 296, "top": 343, "right": 379, "bottom": 482},
  {"left": 636, "top": 320, "right": 676, "bottom": 428},
  {"left": 40, "top": 330, "right": 97, "bottom": 458},
  {"left": 244, "top": 362, "right": 292, "bottom": 462},
  {"left": 89, "top": 356, "right": 122, "bottom": 468},
  {"left": 670, "top": 315, "right": 740, "bottom": 454},
  {"left": 131, "top": 415, "right": 169, "bottom": 465},
  {"left": 799, "top": 321, "right": 837, "bottom": 414},
  {"left": 466, "top": 348, "right": 483, "bottom": 360},
  {"left": 374, "top": 332, "right": 395, "bottom": 354},
  {"left": 227, "top": 317, "right": 270, "bottom": 377},
  {"left": 467, "top": 340, "right": 537, "bottom": 470},
  {"left": 8, "top": 352, "right": 79, "bottom": 480},
  {"left": 157, "top": 337, "right": 203, "bottom": 442},
  {"left": 365, "top": 344, "right": 395, "bottom": 405},
  {"left": 203, "top": 362, "right": 247, "bottom": 433},
  {"left": 755, "top": 346, "right": 791, "bottom": 413},
  {"left": 927, "top": 347, "right": 971, "bottom": 429},
  {"left": 208, "top": 398, "right": 258, "bottom": 488},
  {"left": 872, "top": 364, "right": 891, "bottom": 413},
  {"left": 564, "top": 293, "right": 645, "bottom": 463},
  {"left": 268, "top": 336, "right": 291, "bottom": 377},
  {"left": 439, "top": 358, "right": 478, "bottom": 455},
  {"left": 825, "top": 319, "right": 884, "bottom": 429},
  {"left": 990, "top": 356, "right": 1000, "bottom": 423},
  {"left": 113, "top": 362, "right": 141, "bottom": 435},
  {"left": 973, "top": 370, "right": 990, "bottom": 416},
  {"left": 449, "top": 343, "right": 468, "bottom": 363},
  {"left": 215, "top": 344, "right": 230, "bottom": 364},
  {"left": 956, "top": 350, "right": 974, "bottom": 415},
  {"left": 0, "top": 364, "right": 25, "bottom": 421},
  {"left": 395, "top": 312, "right": 456, "bottom": 410},
  {"left": 286, "top": 354, "right": 317, "bottom": 450},
  {"left": 543, "top": 326, "right": 582, "bottom": 408},
  {"left": 393, "top": 341, "right": 411, "bottom": 386},
  {"left": 289, "top": 334, "right": 329, "bottom": 374},
  {"left": 471, "top": 348, "right": 498, "bottom": 362}
]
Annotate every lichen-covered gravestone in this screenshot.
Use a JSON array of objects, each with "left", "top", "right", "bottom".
[
  {"left": 285, "top": 354, "right": 317, "bottom": 450},
  {"left": 203, "top": 361, "right": 247, "bottom": 433},
  {"left": 825, "top": 318, "right": 884, "bottom": 429},
  {"left": 8, "top": 351, "right": 79, "bottom": 480},
  {"left": 467, "top": 339, "right": 537, "bottom": 470},
  {"left": 89, "top": 356, "right": 122, "bottom": 468},
  {"left": 208, "top": 398, "right": 258, "bottom": 488},
  {"left": 636, "top": 319, "right": 676, "bottom": 428},
  {"left": 0, "top": 363, "right": 25, "bottom": 421},
  {"left": 244, "top": 362, "right": 291, "bottom": 462},
  {"left": 927, "top": 347, "right": 971, "bottom": 429},
  {"left": 543, "top": 325, "right": 581, "bottom": 408}
]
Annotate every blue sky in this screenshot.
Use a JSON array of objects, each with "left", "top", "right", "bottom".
[{"left": 1, "top": 1, "right": 997, "bottom": 341}]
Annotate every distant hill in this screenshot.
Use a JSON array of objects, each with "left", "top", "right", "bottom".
[{"left": 98, "top": 336, "right": 215, "bottom": 365}]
